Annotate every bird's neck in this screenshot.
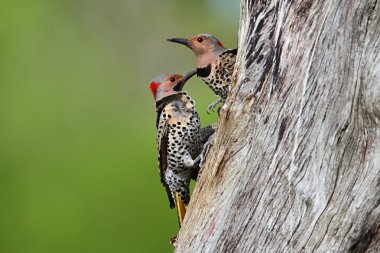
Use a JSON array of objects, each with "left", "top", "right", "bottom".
[
  {"left": 155, "top": 89, "right": 178, "bottom": 102},
  {"left": 156, "top": 93, "right": 184, "bottom": 110},
  {"left": 196, "top": 51, "right": 221, "bottom": 68}
]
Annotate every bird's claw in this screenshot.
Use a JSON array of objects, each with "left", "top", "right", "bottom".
[
  {"left": 206, "top": 99, "right": 222, "bottom": 114},
  {"left": 206, "top": 104, "right": 215, "bottom": 115}
]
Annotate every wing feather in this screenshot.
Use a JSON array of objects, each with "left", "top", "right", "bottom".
[{"left": 157, "top": 115, "right": 175, "bottom": 209}]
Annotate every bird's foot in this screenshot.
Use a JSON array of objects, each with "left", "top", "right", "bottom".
[
  {"left": 192, "top": 156, "right": 201, "bottom": 167},
  {"left": 206, "top": 98, "right": 223, "bottom": 115}
]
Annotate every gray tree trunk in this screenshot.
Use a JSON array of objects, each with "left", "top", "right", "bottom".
[{"left": 174, "top": 0, "right": 380, "bottom": 252}]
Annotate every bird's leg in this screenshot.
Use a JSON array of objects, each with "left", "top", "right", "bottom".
[
  {"left": 206, "top": 97, "right": 223, "bottom": 114},
  {"left": 192, "top": 155, "right": 201, "bottom": 166}
]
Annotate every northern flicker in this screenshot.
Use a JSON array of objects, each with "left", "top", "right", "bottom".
[
  {"left": 167, "top": 34, "right": 237, "bottom": 113},
  {"left": 150, "top": 70, "right": 201, "bottom": 226}
]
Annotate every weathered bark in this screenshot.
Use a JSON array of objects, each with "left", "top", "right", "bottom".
[{"left": 175, "top": 0, "right": 380, "bottom": 252}]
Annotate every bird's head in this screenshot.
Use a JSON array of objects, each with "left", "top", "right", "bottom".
[
  {"left": 149, "top": 70, "right": 197, "bottom": 101},
  {"left": 167, "top": 34, "right": 225, "bottom": 65}
]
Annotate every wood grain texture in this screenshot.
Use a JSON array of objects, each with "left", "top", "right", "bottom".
[{"left": 174, "top": 0, "right": 380, "bottom": 252}]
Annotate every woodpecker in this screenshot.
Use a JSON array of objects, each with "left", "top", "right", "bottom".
[
  {"left": 150, "top": 70, "right": 201, "bottom": 226},
  {"left": 167, "top": 34, "right": 237, "bottom": 114}
]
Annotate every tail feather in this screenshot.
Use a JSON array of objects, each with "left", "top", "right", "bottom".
[{"left": 175, "top": 192, "right": 187, "bottom": 226}]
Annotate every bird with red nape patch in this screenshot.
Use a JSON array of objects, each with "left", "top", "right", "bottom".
[
  {"left": 149, "top": 70, "right": 201, "bottom": 227},
  {"left": 167, "top": 34, "right": 237, "bottom": 114}
]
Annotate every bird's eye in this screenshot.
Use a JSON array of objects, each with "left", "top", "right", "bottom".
[
  {"left": 197, "top": 37, "right": 203, "bottom": 43},
  {"left": 170, "top": 77, "right": 175, "bottom": 82}
]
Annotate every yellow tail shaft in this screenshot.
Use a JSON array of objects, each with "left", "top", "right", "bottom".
[{"left": 175, "top": 192, "right": 187, "bottom": 226}]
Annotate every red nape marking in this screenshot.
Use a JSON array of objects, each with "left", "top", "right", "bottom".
[
  {"left": 150, "top": 82, "right": 160, "bottom": 99},
  {"left": 217, "top": 41, "right": 224, "bottom": 47}
]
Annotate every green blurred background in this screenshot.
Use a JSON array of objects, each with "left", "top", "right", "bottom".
[{"left": 0, "top": 0, "right": 239, "bottom": 252}]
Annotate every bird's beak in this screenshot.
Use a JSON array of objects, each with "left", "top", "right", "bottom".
[
  {"left": 174, "top": 70, "right": 197, "bottom": 91},
  {"left": 167, "top": 38, "right": 190, "bottom": 47},
  {"left": 182, "top": 70, "right": 197, "bottom": 84}
]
